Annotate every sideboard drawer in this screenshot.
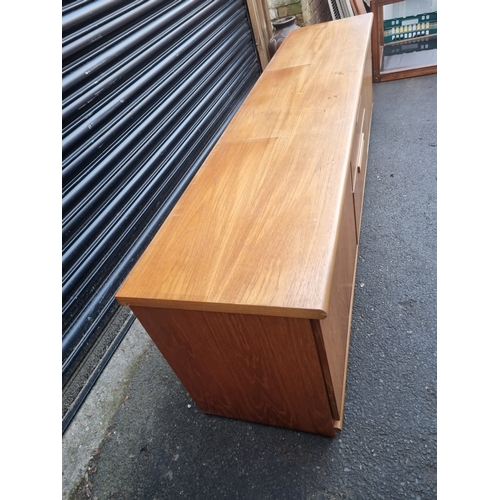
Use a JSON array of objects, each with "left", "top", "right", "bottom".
[
  {"left": 351, "top": 45, "right": 372, "bottom": 243},
  {"left": 314, "top": 169, "right": 358, "bottom": 425},
  {"left": 351, "top": 98, "right": 365, "bottom": 191},
  {"left": 353, "top": 129, "right": 366, "bottom": 242}
]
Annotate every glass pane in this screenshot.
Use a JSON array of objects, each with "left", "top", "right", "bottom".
[{"left": 381, "top": 0, "right": 437, "bottom": 73}]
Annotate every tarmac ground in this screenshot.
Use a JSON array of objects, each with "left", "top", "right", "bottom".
[{"left": 62, "top": 73, "right": 437, "bottom": 499}]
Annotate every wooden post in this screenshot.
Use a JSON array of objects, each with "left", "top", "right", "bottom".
[{"left": 246, "top": 0, "right": 273, "bottom": 70}]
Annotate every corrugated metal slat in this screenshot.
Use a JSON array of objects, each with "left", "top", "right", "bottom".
[{"left": 62, "top": 0, "right": 260, "bottom": 381}]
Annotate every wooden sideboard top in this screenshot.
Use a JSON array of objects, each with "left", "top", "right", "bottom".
[{"left": 116, "top": 14, "right": 373, "bottom": 319}]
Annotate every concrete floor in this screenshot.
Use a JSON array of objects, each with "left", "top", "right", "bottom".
[{"left": 62, "top": 73, "right": 437, "bottom": 499}]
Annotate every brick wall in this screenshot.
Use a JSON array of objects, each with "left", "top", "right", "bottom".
[
  {"left": 267, "top": 0, "right": 332, "bottom": 25},
  {"left": 301, "top": 0, "right": 332, "bottom": 25},
  {"left": 268, "top": 0, "right": 302, "bottom": 21}
]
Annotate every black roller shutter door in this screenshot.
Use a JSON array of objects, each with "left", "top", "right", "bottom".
[{"left": 62, "top": 0, "right": 261, "bottom": 430}]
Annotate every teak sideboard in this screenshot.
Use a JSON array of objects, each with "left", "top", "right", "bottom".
[{"left": 116, "top": 14, "right": 374, "bottom": 437}]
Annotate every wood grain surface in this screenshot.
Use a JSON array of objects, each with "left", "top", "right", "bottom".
[
  {"left": 131, "top": 306, "right": 337, "bottom": 436},
  {"left": 116, "top": 15, "right": 374, "bottom": 319}
]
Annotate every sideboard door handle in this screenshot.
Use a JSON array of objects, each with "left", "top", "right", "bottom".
[{"left": 357, "top": 132, "right": 365, "bottom": 174}]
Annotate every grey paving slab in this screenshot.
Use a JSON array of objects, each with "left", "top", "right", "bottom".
[{"left": 62, "top": 74, "right": 437, "bottom": 500}]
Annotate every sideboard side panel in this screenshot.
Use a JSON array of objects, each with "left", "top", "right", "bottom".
[{"left": 131, "top": 306, "right": 336, "bottom": 436}]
